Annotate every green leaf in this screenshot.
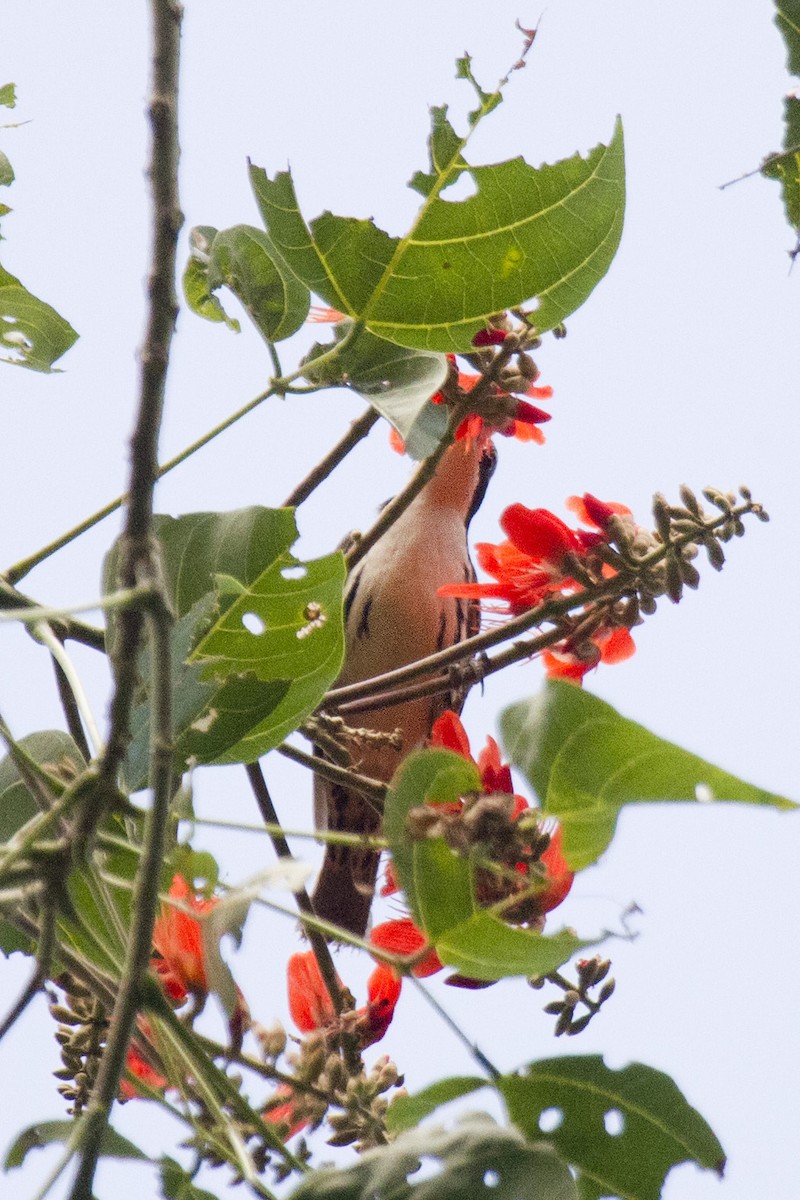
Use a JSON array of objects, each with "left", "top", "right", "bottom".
[
  {"left": 499, "top": 1056, "right": 725, "bottom": 1200},
  {"left": 288, "top": 1114, "right": 577, "bottom": 1200},
  {"left": 152, "top": 507, "right": 302, "bottom": 619},
  {"left": 0, "top": 730, "right": 84, "bottom": 842},
  {"left": 190, "top": 519, "right": 345, "bottom": 761},
  {"left": 183, "top": 222, "right": 309, "bottom": 342},
  {"left": 383, "top": 748, "right": 481, "bottom": 931},
  {"left": 252, "top": 114, "right": 624, "bottom": 353},
  {"left": 0, "top": 150, "right": 14, "bottom": 187},
  {"left": 303, "top": 322, "right": 448, "bottom": 459},
  {"left": 435, "top": 912, "right": 590, "bottom": 982},
  {"left": 386, "top": 1076, "right": 487, "bottom": 1133},
  {"left": 208, "top": 224, "right": 309, "bottom": 343},
  {"left": 122, "top": 595, "right": 289, "bottom": 791},
  {"left": 0, "top": 83, "right": 16, "bottom": 109},
  {"left": 112, "top": 509, "right": 319, "bottom": 785},
  {"left": 160, "top": 1157, "right": 220, "bottom": 1200},
  {"left": 775, "top": 0, "right": 800, "bottom": 75},
  {"left": 762, "top": 95, "right": 800, "bottom": 232},
  {"left": 0, "top": 263, "right": 78, "bottom": 371},
  {"left": 5, "top": 1118, "right": 148, "bottom": 1169},
  {"left": 500, "top": 681, "right": 797, "bottom": 871},
  {"left": 183, "top": 226, "right": 240, "bottom": 330}
]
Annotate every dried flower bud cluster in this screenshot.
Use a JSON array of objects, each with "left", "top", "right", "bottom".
[
  {"left": 48, "top": 975, "right": 108, "bottom": 1115},
  {"left": 262, "top": 1028, "right": 405, "bottom": 1154},
  {"left": 533, "top": 955, "right": 617, "bottom": 1037},
  {"left": 405, "top": 794, "right": 564, "bottom": 927}
]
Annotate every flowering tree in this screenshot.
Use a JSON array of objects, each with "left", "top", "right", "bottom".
[{"left": 1, "top": 5, "right": 798, "bottom": 1200}]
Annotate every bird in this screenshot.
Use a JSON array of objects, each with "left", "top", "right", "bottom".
[{"left": 312, "top": 434, "right": 497, "bottom": 936}]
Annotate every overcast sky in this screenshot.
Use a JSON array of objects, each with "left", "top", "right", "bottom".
[{"left": 2, "top": 3, "right": 799, "bottom": 1198}]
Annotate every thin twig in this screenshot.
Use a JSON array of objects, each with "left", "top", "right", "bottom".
[
  {"left": 410, "top": 976, "right": 501, "bottom": 1080},
  {"left": 0, "top": 900, "right": 55, "bottom": 1042},
  {"left": 244, "top": 761, "right": 345, "bottom": 1015},
  {"left": 283, "top": 406, "right": 380, "bottom": 508},
  {"left": 34, "top": 622, "right": 103, "bottom": 757},
  {"left": 49, "top": 654, "right": 92, "bottom": 764},
  {"left": 0, "top": 577, "right": 105, "bottom": 649},
  {"left": 277, "top": 741, "right": 387, "bottom": 807},
  {"left": 69, "top": 3, "right": 182, "bottom": 1194}
]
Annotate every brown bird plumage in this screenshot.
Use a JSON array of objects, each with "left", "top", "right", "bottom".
[{"left": 312, "top": 437, "right": 497, "bottom": 936}]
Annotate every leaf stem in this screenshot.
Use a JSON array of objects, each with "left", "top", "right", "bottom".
[
  {"left": 245, "top": 761, "right": 346, "bottom": 1016},
  {"left": 410, "top": 976, "right": 501, "bottom": 1080},
  {"left": 277, "top": 740, "right": 387, "bottom": 807},
  {"left": 282, "top": 406, "right": 380, "bottom": 508},
  {"left": 32, "top": 622, "right": 104, "bottom": 756}
]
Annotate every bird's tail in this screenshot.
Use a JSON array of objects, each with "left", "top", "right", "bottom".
[{"left": 312, "top": 780, "right": 382, "bottom": 937}]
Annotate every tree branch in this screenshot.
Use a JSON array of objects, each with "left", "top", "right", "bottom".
[
  {"left": 245, "top": 762, "right": 345, "bottom": 1016},
  {"left": 69, "top": 3, "right": 182, "bottom": 1194},
  {"left": 282, "top": 406, "right": 380, "bottom": 508}
]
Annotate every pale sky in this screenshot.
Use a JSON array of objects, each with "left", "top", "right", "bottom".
[{"left": 1, "top": 3, "right": 798, "bottom": 1198}]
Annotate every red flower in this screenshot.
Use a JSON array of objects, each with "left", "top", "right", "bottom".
[
  {"left": 439, "top": 495, "right": 638, "bottom": 681},
  {"left": 119, "top": 1041, "right": 168, "bottom": 1102},
  {"left": 378, "top": 712, "right": 574, "bottom": 989},
  {"left": 429, "top": 711, "right": 572, "bottom": 915},
  {"left": 152, "top": 874, "right": 217, "bottom": 1000},
  {"left": 370, "top": 918, "right": 443, "bottom": 979},
  {"left": 286, "top": 950, "right": 401, "bottom": 1051},
  {"left": 391, "top": 351, "right": 553, "bottom": 454}
]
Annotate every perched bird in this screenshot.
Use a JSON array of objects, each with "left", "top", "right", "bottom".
[{"left": 312, "top": 435, "right": 497, "bottom": 936}]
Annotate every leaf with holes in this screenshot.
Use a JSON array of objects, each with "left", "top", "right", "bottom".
[
  {"left": 500, "top": 681, "right": 797, "bottom": 871},
  {"left": 386, "top": 1076, "right": 488, "bottom": 1133},
  {"left": 384, "top": 748, "right": 481, "bottom": 935},
  {"left": 288, "top": 1114, "right": 577, "bottom": 1200},
  {"left": 249, "top": 64, "right": 624, "bottom": 352},
  {"left": 499, "top": 1056, "right": 725, "bottom": 1200},
  {"left": 0, "top": 263, "right": 78, "bottom": 371},
  {"left": 121, "top": 594, "right": 289, "bottom": 791},
  {"left": 190, "top": 533, "right": 345, "bottom": 762},
  {"left": 113, "top": 508, "right": 335, "bottom": 782},
  {"left": 115, "top": 507, "right": 301, "bottom": 620},
  {"left": 303, "top": 322, "right": 448, "bottom": 459}
]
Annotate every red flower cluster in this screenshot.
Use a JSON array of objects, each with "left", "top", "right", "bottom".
[
  {"left": 264, "top": 950, "right": 403, "bottom": 1137},
  {"left": 123, "top": 875, "right": 233, "bottom": 1101},
  {"left": 152, "top": 873, "right": 217, "bottom": 1001},
  {"left": 374, "top": 711, "right": 574, "bottom": 985},
  {"left": 440, "top": 493, "right": 637, "bottom": 682},
  {"left": 287, "top": 950, "right": 401, "bottom": 1051}
]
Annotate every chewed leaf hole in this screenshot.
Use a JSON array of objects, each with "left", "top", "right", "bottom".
[
  {"left": 281, "top": 564, "right": 307, "bottom": 581},
  {"left": 440, "top": 172, "right": 478, "bottom": 202},
  {"left": 483, "top": 1168, "right": 501, "bottom": 1187},
  {"left": 538, "top": 1107, "right": 563, "bottom": 1133},
  {"left": 410, "top": 1156, "right": 444, "bottom": 1185},
  {"left": 241, "top": 612, "right": 265, "bottom": 635},
  {"left": 604, "top": 1108, "right": 625, "bottom": 1136}
]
